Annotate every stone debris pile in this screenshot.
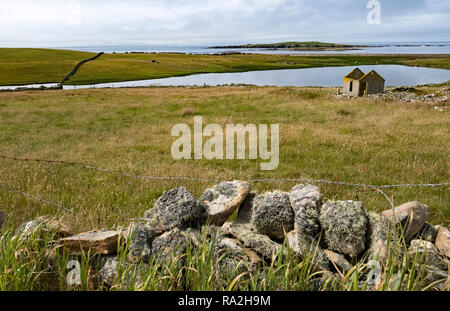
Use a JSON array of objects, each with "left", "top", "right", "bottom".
[{"left": 335, "top": 87, "right": 449, "bottom": 106}]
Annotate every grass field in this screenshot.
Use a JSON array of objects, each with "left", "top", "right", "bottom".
[
  {"left": 0, "top": 83, "right": 449, "bottom": 291},
  {"left": 0, "top": 85, "right": 448, "bottom": 233},
  {"left": 0, "top": 48, "right": 96, "bottom": 86},
  {"left": 57, "top": 53, "right": 450, "bottom": 85},
  {"left": 1, "top": 48, "right": 450, "bottom": 86}
]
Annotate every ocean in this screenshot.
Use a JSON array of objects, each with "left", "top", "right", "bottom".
[{"left": 55, "top": 42, "right": 450, "bottom": 55}]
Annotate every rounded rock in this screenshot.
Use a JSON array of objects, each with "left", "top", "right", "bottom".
[
  {"left": 251, "top": 191, "right": 294, "bottom": 240},
  {"left": 125, "top": 222, "right": 153, "bottom": 263},
  {"left": 381, "top": 201, "right": 429, "bottom": 243},
  {"left": 319, "top": 200, "right": 369, "bottom": 259},
  {"left": 199, "top": 180, "right": 251, "bottom": 226},
  {"left": 155, "top": 187, "right": 206, "bottom": 231},
  {"left": 289, "top": 184, "right": 322, "bottom": 240}
]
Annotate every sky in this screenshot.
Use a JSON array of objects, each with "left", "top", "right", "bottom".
[{"left": 0, "top": 0, "right": 449, "bottom": 47}]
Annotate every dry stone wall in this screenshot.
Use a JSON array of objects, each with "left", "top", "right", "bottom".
[{"left": 4, "top": 180, "right": 450, "bottom": 291}]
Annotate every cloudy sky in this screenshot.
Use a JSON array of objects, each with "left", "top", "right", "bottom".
[{"left": 0, "top": 0, "right": 449, "bottom": 47}]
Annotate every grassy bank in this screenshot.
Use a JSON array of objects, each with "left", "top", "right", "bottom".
[
  {"left": 1, "top": 48, "right": 449, "bottom": 86},
  {"left": 0, "top": 85, "right": 448, "bottom": 233},
  {"left": 0, "top": 48, "right": 96, "bottom": 86}
]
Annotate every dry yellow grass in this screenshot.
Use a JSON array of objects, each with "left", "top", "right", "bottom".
[{"left": 0, "top": 86, "right": 448, "bottom": 233}]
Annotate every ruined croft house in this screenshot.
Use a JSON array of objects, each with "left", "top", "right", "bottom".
[{"left": 343, "top": 68, "right": 385, "bottom": 96}]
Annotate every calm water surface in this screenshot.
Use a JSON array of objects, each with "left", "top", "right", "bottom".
[
  {"left": 59, "top": 42, "right": 450, "bottom": 55},
  {"left": 2, "top": 65, "right": 450, "bottom": 91},
  {"left": 62, "top": 65, "right": 450, "bottom": 89}
]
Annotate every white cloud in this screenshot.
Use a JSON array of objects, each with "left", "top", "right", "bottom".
[{"left": 0, "top": 0, "right": 448, "bottom": 47}]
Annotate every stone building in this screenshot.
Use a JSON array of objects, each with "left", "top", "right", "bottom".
[{"left": 343, "top": 68, "right": 385, "bottom": 96}]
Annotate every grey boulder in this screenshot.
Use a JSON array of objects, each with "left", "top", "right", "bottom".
[
  {"left": 251, "top": 191, "right": 294, "bottom": 240},
  {"left": 288, "top": 184, "right": 322, "bottom": 240},
  {"left": 319, "top": 200, "right": 369, "bottom": 259},
  {"left": 435, "top": 226, "right": 450, "bottom": 258},
  {"left": 417, "top": 223, "right": 439, "bottom": 243},
  {"left": 155, "top": 187, "right": 205, "bottom": 231},
  {"left": 125, "top": 222, "right": 154, "bottom": 263},
  {"left": 151, "top": 228, "right": 187, "bottom": 266},
  {"left": 199, "top": 181, "right": 251, "bottom": 226},
  {"left": 222, "top": 222, "right": 282, "bottom": 262},
  {"left": 409, "top": 239, "right": 448, "bottom": 271},
  {"left": 285, "top": 230, "right": 330, "bottom": 272},
  {"left": 381, "top": 201, "right": 429, "bottom": 243}
]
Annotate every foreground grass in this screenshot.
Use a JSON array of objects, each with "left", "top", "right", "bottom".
[
  {"left": 0, "top": 48, "right": 96, "bottom": 86},
  {"left": 0, "top": 225, "right": 447, "bottom": 291},
  {"left": 0, "top": 48, "right": 449, "bottom": 86},
  {"left": 0, "top": 85, "right": 448, "bottom": 233}
]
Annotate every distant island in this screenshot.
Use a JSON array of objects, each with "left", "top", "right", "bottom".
[{"left": 210, "top": 41, "right": 367, "bottom": 51}]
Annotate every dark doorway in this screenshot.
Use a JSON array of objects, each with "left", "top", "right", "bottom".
[{"left": 359, "top": 82, "right": 367, "bottom": 96}]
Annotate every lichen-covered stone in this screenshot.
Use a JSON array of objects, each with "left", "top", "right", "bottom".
[
  {"left": 235, "top": 191, "right": 257, "bottom": 225},
  {"left": 199, "top": 181, "right": 251, "bottom": 226},
  {"left": 324, "top": 250, "right": 353, "bottom": 274},
  {"left": 214, "top": 237, "right": 262, "bottom": 278},
  {"left": 319, "top": 200, "right": 369, "bottom": 259},
  {"left": 285, "top": 230, "right": 330, "bottom": 271},
  {"left": 409, "top": 239, "right": 448, "bottom": 271},
  {"left": 366, "top": 212, "right": 393, "bottom": 263},
  {"left": 185, "top": 225, "right": 228, "bottom": 249},
  {"left": 14, "top": 216, "right": 73, "bottom": 240},
  {"left": 222, "top": 222, "right": 282, "bottom": 262},
  {"left": 95, "top": 256, "right": 147, "bottom": 290},
  {"left": 417, "top": 223, "right": 439, "bottom": 243},
  {"left": 151, "top": 228, "right": 187, "bottom": 265},
  {"left": 97, "top": 256, "right": 118, "bottom": 287},
  {"left": 289, "top": 184, "right": 322, "bottom": 240},
  {"left": 422, "top": 267, "right": 449, "bottom": 291},
  {"left": 60, "top": 230, "right": 119, "bottom": 256},
  {"left": 382, "top": 201, "right": 429, "bottom": 243},
  {"left": 387, "top": 273, "right": 409, "bottom": 291},
  {"left": 143, "top": 207, "right": 164, "bottom": 236},
  {"left": 435, "top": 226, "right": 450, "bottom": 258},
  {"left": 309, "top": 271, "right": 339, "bottom": 291},
  {"left": 365, "top": 260, "right": 383, "bottom": 290},
  {"left": 125, "top": 222, "right": 153, "bottom": 263},
  {"left": 251, "top": 191, "right": 294, "bottom": 240},
  {"left": 155, "top": 187, "right": 206, "bottom": 231}
]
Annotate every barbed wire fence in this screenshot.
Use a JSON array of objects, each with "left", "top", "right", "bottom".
[
  {"left": 0, "top": 185, "right": 74, "bottom": 214},
  {"left": 0, "top": 154, "right": 449, "bottom": 214}
]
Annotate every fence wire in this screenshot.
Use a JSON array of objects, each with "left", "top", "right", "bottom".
[
  {"left": 1, "top": 154, "right": 448, "bottom": 212},
  {"left": 0, "top": 185, "right": 74, "bottom": 214}
]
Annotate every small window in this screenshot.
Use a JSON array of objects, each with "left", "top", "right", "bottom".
[{"left": 349, "top": 81, "right": 353, "bottom": 92}]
